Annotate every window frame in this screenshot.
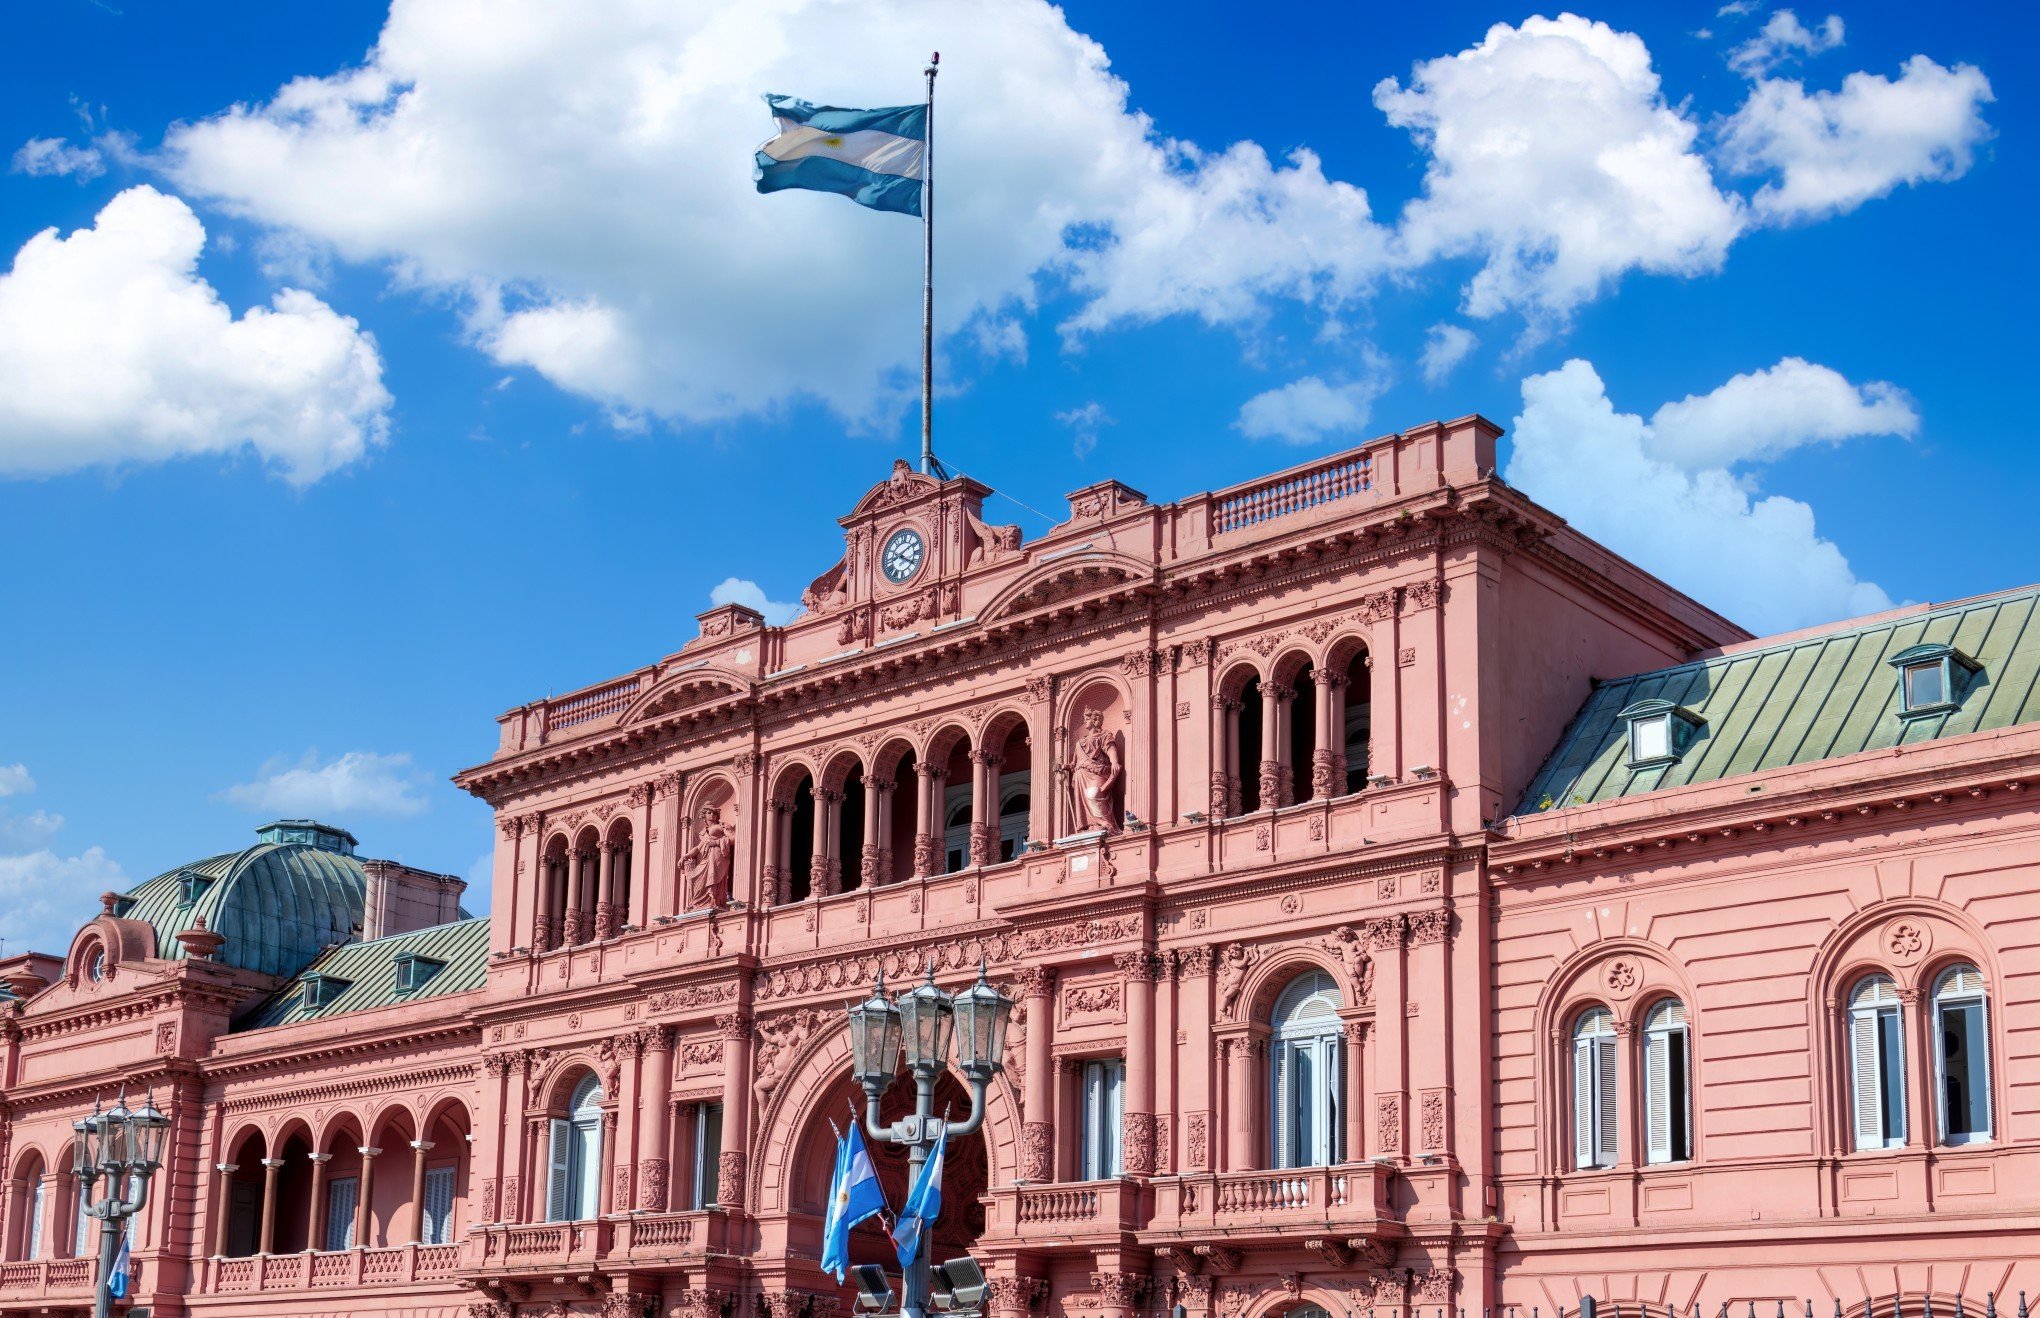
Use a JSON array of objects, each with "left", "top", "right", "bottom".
[
  {"left": 1888, "top": 643, "right": 1981, "bottom": 719},
  {"left": 547, "top": 1075, "right": 605, "bottom": 1222},
  {"left": 1616, "top": 700, "right": 1704, "bottom": 770},
  {"left": 1847, "top": 975, "right": 1908, "bottom": 1152},
  {"left": 1269, "top": 971, "right": 1346, "bottom": 1170},
  {"left": 324, "top": 1174, "right": 359, "bottom": 1250},
  {"left": 1571, "top": 1007, "right": 1619, "bottom": 1171},
  {"left": 1641, "top": 998, "right": 1692, "bottom": 1166},
  {"left": 690, "top": 1101, "right": 724, "bottom": 1208},
  {"left": 1078, "top": 1058, "right": 1125, "bottom": 1181},
  {"left": 1931, "top": 963, "right": 1993, "bottom": 1146}
]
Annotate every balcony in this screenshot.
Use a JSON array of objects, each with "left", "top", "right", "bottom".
[
  {"left": 1146, "top": 1162, "right": 1398, "bottom": 1247},
  {"left": 982, "top": 1179, "right": 1148, "bottom": 1244},
  {"left": 0, "top": 1257, "right": 95, "bottom": 1303},
  {"left": 200, "top": 1244, "right": 464, "bottom": 1295},
  {"left": 468, "top": 1212, "right": 736, "bottom": 1277}
]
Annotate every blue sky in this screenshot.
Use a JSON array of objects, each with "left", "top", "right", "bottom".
[{"left": 0, "top": 0, "right": 2030, "bottom": 956}]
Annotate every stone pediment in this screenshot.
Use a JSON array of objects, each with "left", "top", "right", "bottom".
[{"left": 842, "top": 459, "right": 946, "bottom": 522}]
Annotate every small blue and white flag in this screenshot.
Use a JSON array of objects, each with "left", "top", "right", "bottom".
[
  {"left": 822, "top": 1123, "right": 889, "bottom": 1281},
  {"left": 107, "top": 1227, "right": 131, "bottom": 1300},
  {"left": 755, "top": 95, "right": 926, "bottom": 216},
  {"left": 891, "top": 1124, "right": 945, "bottom": 1270}
]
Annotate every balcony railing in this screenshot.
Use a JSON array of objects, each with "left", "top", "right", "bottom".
[
  {"left": 201, "top": 1243, "right": 464, "bottom": 1294},
  {"left": 0, "top": 1257, "right": 95, "bottom": 1299},
  {"left": 1151, "top": 1162, "right": 1396, "bottom": 1238},
  {"left": 1212, "top": 449, "right": 1374, "bottom": 535},
  {"left": 983, "top": 1179, "right": 1147, "bottom": 1239}
]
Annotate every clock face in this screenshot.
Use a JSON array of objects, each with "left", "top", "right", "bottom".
[{"left": 881, "top": 527, "right": 925, "bottom": 584}]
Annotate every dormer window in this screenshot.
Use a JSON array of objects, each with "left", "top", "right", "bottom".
[
  {"left": 1890, "top": 643, "right": 1981, "bottom": 718},
  {"left": 179, "top": 871, "right": 213, "bottom": 905},
  {"left": 302, "top": 973, "right": 352, "bottom": 1009},
  {"left": 395, "top": 953, "right": 446, "bottom": 994},
  {"left": 1618, "top": 699, "right": 1704, "bottom": 769}
]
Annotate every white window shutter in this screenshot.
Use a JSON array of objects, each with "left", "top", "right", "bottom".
[
  {"left": 1850, "top": 1008, "right": 1882, "bottom": 1151},
  {"left": 547, "top": 1119, "right": 573, "bottom": 1221},
  {"left": 1595, "top": 1036, "right": 1618, "bottom": 1167},
  {"left": 1975, "top": 991, "right": 1994, "bottom": 1138},
  {"left": 1107, "top": 1061, "right": 1125, "bottom": 1176},
  {"left": 75, "top": 1198, "right": 93, "bottom": 1258},
  {"left": 1884, "top": 1010, "right": 1907, "bottom": 1145},
  {"left": 1572, "top": 1036, "right": 1595, "bottom": 1170},
  {"left": 1328, "top": 1031, "right": 1345, "bottom": 1163},
  {"left": 1644, "top": 1029, "right": 1671, "bottom": 1164},
  {"left": 1272, "top": 1042, "right": 1292, "bottom": 1169},
  {"left": 28, "top": 1181, "right": 45, "bottom": 1260},
  {"left": 578, "top": 1120, "right": 603, "bottom": 1218},
  {"left": 324, "top": 1176, "right": 358, "bottom": 1251}
]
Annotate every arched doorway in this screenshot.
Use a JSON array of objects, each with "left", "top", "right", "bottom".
[{"left": 790, "top": 1068, "right": 991, "bottom": 1288}]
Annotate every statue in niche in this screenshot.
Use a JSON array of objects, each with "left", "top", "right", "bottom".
[
  {"left": 680, "top": 805, "right": 735, "bottom": 911},
  {"left": 1065, "top": 706, "right": 1125, "bottom": 833}
]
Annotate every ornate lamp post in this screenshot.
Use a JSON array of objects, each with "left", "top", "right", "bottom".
[
  {"left": 73, "top": 1088, "right": 169, "bottom": 1318},
  {"left": 847, "top": 964, "right": 1014, "bottom": 1318}
]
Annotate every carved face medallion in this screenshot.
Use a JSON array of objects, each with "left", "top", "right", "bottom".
[{"left": 881, "top": 527, "right": 925, "bottom": 584}]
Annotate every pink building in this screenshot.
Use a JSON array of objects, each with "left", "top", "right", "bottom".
[{"left": 3, "top": 418, "right": 2037, "bottom": 1318}]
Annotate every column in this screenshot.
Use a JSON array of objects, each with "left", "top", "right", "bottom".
[
  {"left": 1176, "top": 948, "right": 1215, "bottom": 1173},
  {"left": 594, "top": 842, "right": 616, "bottom": 939},
  {"left": 1344, "top": 1022, "right": 1368, "bottom": 1163},
  {"left": 1119, "top": 952, "right": 1158, "bottom": 1174},
  {"left": 1018, "top": 967, "right": 1055, "bottom": 1181},
  {"left": 1224, "top": 1037, "right": 1258, "bottom": 1171},
  {"left": 306, "top": 1153, "right": 331, "bottom": 1250},
  {"left": 354, "top": 1147, "right": 379, "bottom": 1248},
  {"left": 258, "top": 1157, "right": 283, "bottom": 1254},
  {"left": 860, "top": 776, "right": 883, "bottom": 889},
  {"left": 213, "top": 1163, "right": 237, "bottom": 1256},
  {"left": 1613, "top": 1022, "right": 1637, "bottom": 1173},
  {"left": 562, "top": 849, "right": 589, "bottom": 945},
  {"left": 760, "top": 800, "right": 789, "bottom": 905},
  {"left": 717, "top": 1012, "right": 753, "bottom": 1206},
  {"left": 969, "top": 749, "right": 1000, "bottom": 863},
  {"left": 1311, "top": 668, "right": 1342, "bottom": 800},
  {"left": 1367, "top": 916, "right": 1408, "bottom": 1160},
  {"left": 1259, "top": 684, "right": 1290, "bottom": 808},
  {"left": 639, "top": 1026, "right": 676, "bottom": 1209},
  {"left": 1025, "top": 687, "right": 1056, "bottom": 844},
  {"left": 811, "top": 789, "right": 840, "bottom": 896},
  {"left": 405, "top": 1141, "right": 433, "bottom": 1243},
  {"left": 914, "top": 763, "right": 942, "bottom": 878},
  {"left": 1213, "top": 698, "right": 1240, "bottom": 818}
]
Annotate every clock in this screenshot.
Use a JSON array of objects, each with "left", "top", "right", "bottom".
[{"left": 880, "top": 527, "right": 926, "bottom": 584}]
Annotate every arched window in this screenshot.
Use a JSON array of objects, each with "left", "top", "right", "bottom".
[
  {"left": 1571, "top": 1008, "right": 1617, "bottom": 1170},
  {"left": 1933, "top": 964, "right": 1991, "bottom": 1145},
  {"left": 12, "top": 1153, "right": 46, "bottom": 1261},
  {"left": 547, "top": 1075, "right": 604, "bottom": 1222},
  {"left": 1642, "top": 999, "right": 1691, "bottom": 1165},
  {"left": 944, "top": 794, "right": 972, "bottom": 874},
  {"left": 1848, "top": 975, "right": 1907, "bottom": 1151},
  {"left": 1270, "top": 971, "right": 1344, "bottom": 1168},
  {"left": 998, "top": 776, "right": 1031, "bottom": 862}
]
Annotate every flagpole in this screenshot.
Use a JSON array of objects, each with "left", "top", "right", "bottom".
[{"left": 920, "top": 51, "right": 939, "bottom": 478}]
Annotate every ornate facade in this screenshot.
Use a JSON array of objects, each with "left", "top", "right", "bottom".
[{"left": 4, "top": 418, "right": 2039, "bottom": 1318}]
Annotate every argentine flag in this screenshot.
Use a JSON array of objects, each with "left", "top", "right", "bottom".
[
  {"left": 891, "top": 1124, "right": 945, "bottom": 1270},
  {"left": 821, "top": 1123, "right": 888, "bottom": 1281},
  {"left": 755, "top": 95, "right": 926, "bottom": 216},
  {"left": 107, "top": 1227, "right": 131, "bottom": 1300}
]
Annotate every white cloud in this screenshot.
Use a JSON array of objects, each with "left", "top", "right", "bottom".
[
  {"left": 1718, "top": 1, "right": 1759, "bottom": 16},
  {"left": 0, "top": 808, "right": 64, "bottom": 852},
  {"left": 1374, "top": 14, "right": 1747, "bottom": 327},
  {"left": 710, "top": 577, "right": 800, "bottom": 626},
  {"left": 1420, "top": 323, "right": 1477, "bottom": 385},
  {"left": 1237, "top": 358, "right": 1391, "bottom": 445},
  {"left": 12, "top": 137, "right": 105, "bottom": 180},
  {"left": 0, "top": 846, "right": 126, "bottom": 958},
  {"left": 161, "top": 0, "right": 1393, "bottom": 429},
  {"left": 1647, "top": 355, "right": 1917, "bottom": 469},
  {"left": 1728, "top": 10, "right": 1844, "bottom": 79},
  {"left": 1505, "top": 358, "right": 1900, "bottom": 634},
  {"left": 1720, "top": 56, "right": 1994, "bottom": 224},
  {"left": 1057, "top": 401, "right": 1113, "bottom": 458},
  {"left": 0, "top": 764, "right": 34, "bottom": 797},
  {"left": 219, "top": 749, "right": 430, "bottom": 819},
  {"left": 0, "top": 186, "right": 393, "bottom": 485}
]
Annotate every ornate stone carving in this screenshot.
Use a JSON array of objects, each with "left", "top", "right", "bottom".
[
  {"left": 1310, "top": 748, "right": 1337, "bottom": 800},
  {"left": 1306, "top": 1238, "right": 1353, "bottom": 1268},
  {"left": 1186, "top": 1112, "right": 1209, "bottom": 1169},
  {"left": 1067, "top": 707, "right": 1125, "bottom": 833},
  {"left": 1121, "top": 1111, "right": 1156, "bottom": 1175},
  {"left": 1403, "top": 579, "right": 1443, "bottom": 612},
  {"left": 480, "top": 1176, "right": 499, "bottom": 1222},
  {"left": 1363, "top": 915, "right": 1405, "bottom": 951},
  {"left": 1410, "top": 1268, "right": 1456, "bottom": 1303},
  {"left": 753, "top": 1009, "right": 824, "bottom": 1106},
  {"left": 1121, "top": 649, "right": 1161, "bottom": 679},
  {"left": 1208, "top": 771, "right": 1236, "bottom": 819},
  {"left": 1200, "top": 1246, "right": 1243, "bottom": 1274},
  {"left": 717, "top": 1150, "right": 745, "bottom": 1206},
  {"left": 1372, "top": 1271, "right": 1408, "bottom": 1306},
  {"left": 1023, "top": 674, "right": 1054, "bottom": 705},
  {"left": 1215, "top": 943, "right": 1258, "bottom": 1020},
  {"left": 1064, "top": 981, "right": 1122, "bottom": 1015},
  {"left": 1406, "top": 908, "right": 1451, "bottom": 945},
  {"left": 680, "top": 805, "right": 735, "bottom": 911},
  {"left": 636, "top": 1157, "right": 669, "bottom": 1211},
  {"left": 987, "top": 1277, "right": 1047, "bottom": 1316},
  {"left": 1022, "top": 1120, "right": 1053, "bottom": 1181},
  {"left": 1420, "top": 1088, "right": 1446, "bottom": 1150},
  {"left": 1357, "top": 588, "right": 1398, "bottom": 623},
  {"left": 1013, "top": 965, "right": 1057, "bottom": 997},
  {"left": 1377, "top": 1092, "right": 1403, "bottom": 1155},
  {"left": 1258, "top": 758, "right": 1283, "bottom": 812},
  {"left": 1177, "top": 945, "right": 1213, "bottom": 977},
  {"left": 1324, "top": 925, "right": 1375, "bottom": 1004},
  {"left": 1091, "top": 1273, "right": 1145, "bottom": 1308}
]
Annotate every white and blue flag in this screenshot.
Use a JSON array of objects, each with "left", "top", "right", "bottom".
[
  {"left": 821, "top": 1122, "right": 889, "bottom": 1282},
  {"left": 890, "top": 1123, "right": 945, "bottom": 1270},
  {"left": 755, "top": 95, "right": 927, "bottom": 216},
  {"left": 107, "top": 1227, "right": 131, "bottom": 1300}
]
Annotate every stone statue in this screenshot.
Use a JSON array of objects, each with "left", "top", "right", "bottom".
[
  {"left": 1215, "top": 943, "right": 1254, "bottom": 1019},
  {"left": 680, "top": 806, "right": 735, "bottom": 911},
  {"left": 1325, "top": 925, "right": 1374, "bottom": 1003},
  {"left": 1066, "top": 707, "right": 1124, "bottom": 833}
]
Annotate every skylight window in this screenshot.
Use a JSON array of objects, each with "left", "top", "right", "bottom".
[
  {"left": 1889, "top": 643, "right": 1981, "bottom": 718},
  {"left": 303, "top": 973, "right": 353, "bottom": 1009},
  {"left": 1617, "top": 699, "right": 1703, "bottom": 769},
  {"left": 395, "top": 953, "right": 446, "bottom": 994}
]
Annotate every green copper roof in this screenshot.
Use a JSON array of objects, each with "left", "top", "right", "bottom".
[
  {"left": 239, "top": 917, "right": 490, "bottom": 1030},
  {"left": 117, "top": 837, "right": 369, "bottom": 978},
  {"left": 1518, "top": 585, "right": 2040, "bottom": 815}
]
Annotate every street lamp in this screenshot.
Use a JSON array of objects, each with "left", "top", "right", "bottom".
[
  {"left": 73, "top": 1087, "right": 169, "bottom": 1318},
  {"left": 848, "top": 962, "right": 1014, "bottom": 1318}
]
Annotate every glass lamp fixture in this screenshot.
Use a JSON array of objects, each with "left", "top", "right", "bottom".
[
  {"left": 897, "top": 964, "right": 956, "bottom": 1070},
  {"left": 99, "top": 1094, "right": 132, "bottom": 1172},
  {"left": 847, "top": 971, "right": 904, "bottom": 1087},
  {"left": 130, "top": 1090, "right": 170, "bottom": 1170},
  {"left": 949, "top": 962, "right": 1014, "bottom": 1077}
]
